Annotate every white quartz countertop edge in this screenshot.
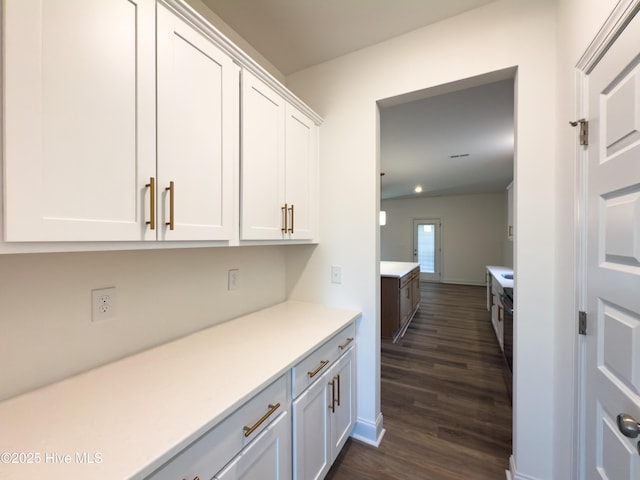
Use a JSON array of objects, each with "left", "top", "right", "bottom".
[
  {"left": 0, "top": 301, "right": 361, "bottom": 480},
  {"left": 486, "top": 265, "right": 514, "bottom": 289},
  {"left": 380, "top": 261, "right": 420, "bottom": 278}
]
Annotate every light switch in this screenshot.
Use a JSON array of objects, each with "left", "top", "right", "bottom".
[{"left": 331, "top": 265, "right": 342, "bottom": 284}]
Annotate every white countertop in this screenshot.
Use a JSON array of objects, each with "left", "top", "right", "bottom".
[
  {"left": 487, "top": 265, "right": 514, "bottom": 289},
  {"left": 0, "top": 301, "right": 360, "bottom": 480},
  {"left": 380, "top": 261, "right": 420, "bottom": 278}
]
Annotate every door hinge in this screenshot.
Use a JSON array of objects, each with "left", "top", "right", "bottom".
[
  {"left": 578, "top": 310, "right": 587, "bottom": 335},
  {"left": 569, "top": 118, "right": 589, "bottom": 146}
]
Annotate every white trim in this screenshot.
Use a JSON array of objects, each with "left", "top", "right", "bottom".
[
  {"left": 350, "top": 413, "right": 386, "bottom": 447},
  {"left": 572, "top": 66, "right": 589, "bottom": 480},
  {"left": 158, "top": 0, "right": 323, "bottom": 125},
  {"left": 509, "top": 455, "right": 543, "bottom": 480},
  {"left": 576, "top": 0, "right": 640, "bottom": 73}
]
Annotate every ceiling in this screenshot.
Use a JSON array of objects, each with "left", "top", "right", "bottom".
[
  {"left": 200, "top": 0, "right": 497, "bottom": 76},
  {"left": 380, "top": 78, "right": 514, "bottom": 200},
  {"left": 199, "top": 0, "right": 512, "bottom": 200}
]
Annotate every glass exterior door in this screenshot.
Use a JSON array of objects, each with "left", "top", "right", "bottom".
[{"left": 413, "top": 219, "right": 441, "bottom": 282}]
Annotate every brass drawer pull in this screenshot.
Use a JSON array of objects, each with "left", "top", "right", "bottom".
[
  {"left": 288, "top": 204, "right": 294, "bottom": 234},
  {"left": 145, "top": 177, "right": 155, "bottom": 230},
  {"left": 338, "top": 338, "right": 354, "bottom": 350},
  {"left": 328, "top": 379, "right": 336, "bottom": 413},
  {"left": 281, "top": 204, "right": 288, "bottom": 233},
  {"left": 308, "top": 360, "right": 329, "bottom": 378},
  {"left": 165, "top": 181, "right": 175, "bottom": 230},
  {"left": 243, "top": 403, "right": 281, "bottom": 438}
]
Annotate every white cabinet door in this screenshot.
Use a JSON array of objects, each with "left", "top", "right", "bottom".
[
  {"left": 329, "top": 348, "right": 355, "bottom": 456},
  {"left": 241, "top": 70, "right": 286, "bottom": 240},
  {"left": 215, "top": 411, "right": 292, "bottom": 480},
  {"left": 284, "top": 104, "right": 317, "bottom": 241},
  {"left": 3, "top": 0, "right": 156, "bottom": 241},
  {"left": 157, "top": 4, "right": 238, "bottom": 241},
  {"left": 292, "top": 371, "right": 331, "bottom": 480},
  {"left": 241, "top": 71, "right": 318, "bottom": 242}
]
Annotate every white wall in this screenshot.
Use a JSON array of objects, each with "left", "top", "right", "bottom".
[
  {"left": 184, "top": 0, "right": 285, "bottom": 83},
  {"left": 380, "top": 193, "right": 509, "bottom": 284},
  {"left": 0, "top": 246, "right": 288, "bottom": 401},
  {"left": 286, "top": 0, "right": 558, "bottom": 478}
]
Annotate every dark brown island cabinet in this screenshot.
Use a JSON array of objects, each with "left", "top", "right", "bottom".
[{"left": 380, "top": 262, "right": 421, "bottom": 341}]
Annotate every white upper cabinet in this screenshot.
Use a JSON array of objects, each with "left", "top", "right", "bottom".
[
  {"left": 285, "top": 104, "right": 318, "bottom": 241},
  {"left": 241, "top": 70, "right": 318, "bottom": 242},
  {"left": 240, "top": 70, "right": 286, "bottom": 240},
  {"left": 157, "top": 3, "right": 238, "bottom": 241},
  {"left": 2, "top": 0, "right": 320, "bottom": 251},
  {"left": 3, "top": 0, "right": 156, "bottom": 241}
]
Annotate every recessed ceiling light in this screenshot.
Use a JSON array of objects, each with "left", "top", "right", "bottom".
[{"left": 414, "top": 186, "right": 423, "bottom": 193}]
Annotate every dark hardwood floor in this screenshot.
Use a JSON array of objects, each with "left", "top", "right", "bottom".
[{"left": 325, "top": 282, "right": 512, "bottom": 480}]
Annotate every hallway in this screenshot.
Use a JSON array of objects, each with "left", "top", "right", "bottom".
[{"left": 326, "top": 283, "right": 512, "bottom": 480}]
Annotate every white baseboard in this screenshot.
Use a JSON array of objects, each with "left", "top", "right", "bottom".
[
  {"left": 509, "top": 455, "right": 543, "bottom": 480},
  {"left": 350, "top": 412, "right": 385, "bottom": 447}
]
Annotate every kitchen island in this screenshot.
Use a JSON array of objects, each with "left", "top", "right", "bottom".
[{"left": 380, "top": 261, "right": 421, "bottom": 341}]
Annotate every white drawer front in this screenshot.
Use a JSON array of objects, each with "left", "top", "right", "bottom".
[
  {"left": 147, "top": 373, "right": 290, "bottom": 480},
  {"left": 292, "top": 323, "right": 355, "bottom": 398}
]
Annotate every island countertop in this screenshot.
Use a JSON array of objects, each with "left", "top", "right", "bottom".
[
  {"left": 487, "top": 265, "right": 514, "bottom": 289},
  {"left": 0, "top": 301, "right": 361, "bottom": 480},
  {"left": 380, "top": 261, "right": 420, "bottom": 278}
]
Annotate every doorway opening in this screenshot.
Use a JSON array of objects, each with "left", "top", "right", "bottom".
[{"left": 377, "top": 67, "right": 517, "bottom": 474}]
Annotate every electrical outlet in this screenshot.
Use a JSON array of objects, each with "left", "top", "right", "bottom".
[
  {"left": 91, "top": 287, "right": 117, "bottom": 322},
  {"left": 228, "top": 269, "right": 240, "bottom": 291}
]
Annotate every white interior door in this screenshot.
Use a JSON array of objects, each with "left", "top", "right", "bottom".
[
  {"left": 412, "top": 218, "right": 441, "bottom": 282},
  {"left": 584, "top": 9, "right": 640, "bottom": 479}
]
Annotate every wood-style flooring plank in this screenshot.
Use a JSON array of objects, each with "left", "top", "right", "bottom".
[{"left": 325, "top": 282, "right": 512, "bottom": 480}]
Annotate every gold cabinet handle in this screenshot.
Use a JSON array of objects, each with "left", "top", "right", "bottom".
[
  {"left": 165, "top": 181, "right": 175, "bottom": 230},
  {"left": 338, "top": 338, "right": 354, "bottom": 350},
  {"left": 281, "top": 203, "right": 288, "bottom": 233},
  {"left": 308, "top": 359, "right": 329, "bottom": 378},
  {"left": 328, "top": 379, "right": 335, "bottom": 413},
  {"left": 336, "top": 374, "right": 341, "bottom": 407},
  {"left": 145, "top": 177, "right": 155, "bottom": 230},
  {"left": 288, "top": 204, "right": 294, "bottom": 234},
  {"left": 243, "top": 403, "right": 280, "bottom": 438}
]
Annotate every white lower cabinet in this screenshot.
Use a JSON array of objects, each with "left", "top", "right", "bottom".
[
  {"left": 146, "top": 374, "right": 291, "bottom": 480},
  {"left": 293, "top": 370, "right": 331, "bottom": 480},
  {"left": 145, "top": 323, "right": 356, "bottom": 480},
  {"left": 292, "top": 328, "right": 356, "bottom": 480},
  {"left": 215, "top": 411, "right": 291, "bottom": 480},
  {"left": 329, "top": 350, "right": 355, "bottom": 456}
]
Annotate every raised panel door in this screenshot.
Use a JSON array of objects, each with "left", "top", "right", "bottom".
[
  {"left": 157, "top": 4, "right": 238, "bottom": 241},
  {"left": 241, "top": 70, "right": 286, "bottom": 240},
  {"left": 3, "top": 0, "right": 156, "bottom": 241},
  {"left": 584, "top": 12, "right": 640, "bottom": 478}
]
